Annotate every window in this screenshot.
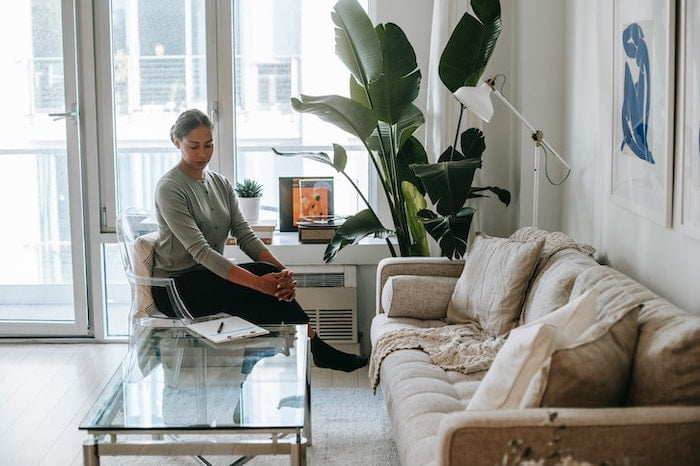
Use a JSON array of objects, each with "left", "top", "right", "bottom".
[
  {"left": 232, "top": 0, "right": 369, "bottom": 222},
  {"left": 100, "top": 0, "right": 370, "bottom": 337}
]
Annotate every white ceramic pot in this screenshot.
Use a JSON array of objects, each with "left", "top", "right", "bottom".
[{"left": 238, "top": 197, "right": 261, "bottom": 223}]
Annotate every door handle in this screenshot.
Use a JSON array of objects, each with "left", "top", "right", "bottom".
[{"left": 49, "top": 104, "right": 78, "bottom": 121}]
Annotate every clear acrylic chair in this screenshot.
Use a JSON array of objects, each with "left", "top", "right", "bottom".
[
  {"left": 116, "top": 208, "right": 198, "bottom": 385},
  {"left": 116, "top": 208, "right": 195, "bottom": 342}
]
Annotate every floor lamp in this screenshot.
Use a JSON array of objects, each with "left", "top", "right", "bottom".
[{"left": 453, "top": 76, "right": 571, "bottom": 227}]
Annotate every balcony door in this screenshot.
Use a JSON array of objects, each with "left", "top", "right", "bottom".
[{"left": 0, "top": 0, "right": 88, "bottom": 336}]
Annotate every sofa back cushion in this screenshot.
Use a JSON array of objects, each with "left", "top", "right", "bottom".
[
  {"left": 520, "top": 250, "right": 599, "bottom": 325},
  {"left": 509, "top": 227, "right": 598, "bottom": 325},
  {"left": 571, "top": 265, "right": 700, "bottom": 406},
  {"left": 627, "top": 297, "right": 700, "bottom": 406}
]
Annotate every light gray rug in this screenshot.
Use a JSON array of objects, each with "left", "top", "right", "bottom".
[{"left": 102, "top": 387, "right": 399, "bottom": 465}]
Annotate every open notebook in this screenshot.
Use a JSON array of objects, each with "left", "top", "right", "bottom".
[{"left": 186, "top": 315, "right": 269, "bottom": 344}]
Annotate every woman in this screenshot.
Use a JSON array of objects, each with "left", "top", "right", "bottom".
[{"left": 152, "top": 108, "right": 367, "bottom": 373}]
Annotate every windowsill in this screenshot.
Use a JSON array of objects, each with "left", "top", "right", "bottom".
[{"left": 224, "top": 232, "right": 395, "bottom": 265}]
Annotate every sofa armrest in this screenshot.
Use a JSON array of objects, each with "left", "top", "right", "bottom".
[
  {"left": 376, "top": 257, "right": 464, "bottom": 315},
  {"left": 437, "top": 406, "right": 700, "bottom": 466}
]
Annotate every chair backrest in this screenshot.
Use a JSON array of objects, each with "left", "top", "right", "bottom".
[{"left": 116, "top": 208, "right": 161, "bottom": 318}]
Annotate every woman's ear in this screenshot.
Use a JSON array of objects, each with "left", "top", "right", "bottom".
[{"left": 173, "top": 138, "right": 181, "bottom": 149}]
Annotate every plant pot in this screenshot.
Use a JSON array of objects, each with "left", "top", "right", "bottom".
[{"left": 238, "top": 197, "right": 261, "bottom": 223}]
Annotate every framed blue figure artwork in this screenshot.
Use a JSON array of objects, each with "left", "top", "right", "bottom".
[
  {"left": 678, "top": 0, "right": 700, "bottom": 239},
  {"left": 612, "top": 0, "right": 675, "bottom": 226}
]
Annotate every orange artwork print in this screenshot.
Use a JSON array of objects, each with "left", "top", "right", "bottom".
[{"left": 293, "top": 186, "right": 329, "bottom": 225}]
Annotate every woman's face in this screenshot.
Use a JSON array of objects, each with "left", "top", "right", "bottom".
[{"left": 175, "top": 125, "right": 214, "bottom": 172}]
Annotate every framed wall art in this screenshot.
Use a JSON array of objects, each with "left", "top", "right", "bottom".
[
  {"left": 278, "top": 177, "right": 334, "bottom": 231},
  {"left": 677, "top": 0, "right": 700, "bottom": 239},
  {"left": 611, "top": 0, "right": 676, "bottom": 226}
]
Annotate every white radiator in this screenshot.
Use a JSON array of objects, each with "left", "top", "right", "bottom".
[{"left": 290, "top": 265, "right": 357, "bottom": 344}]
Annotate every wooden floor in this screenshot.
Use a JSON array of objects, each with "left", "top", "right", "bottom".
[{"left": 0, "top": 342, "right": 369, "bottom": 466}]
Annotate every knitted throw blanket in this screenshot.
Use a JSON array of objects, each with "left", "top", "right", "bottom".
[{"left": 369, "top": 322, "right": 505, "bottom": 392}]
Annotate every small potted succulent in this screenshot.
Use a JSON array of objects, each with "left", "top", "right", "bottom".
[{"left": 234, "top": 178, "right": 263, "bottom": 223}]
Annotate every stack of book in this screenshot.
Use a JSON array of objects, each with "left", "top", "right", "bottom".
[
  {"left": 297, "top": 217, "right": 342, "bottom": 244},
  {"left": 227, "top": 219, "right": 277, "bottom": 245}
]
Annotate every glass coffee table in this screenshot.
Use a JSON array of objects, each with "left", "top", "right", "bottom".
[{"left": 80, "top": 324, "right": 310, "bottom": 465}]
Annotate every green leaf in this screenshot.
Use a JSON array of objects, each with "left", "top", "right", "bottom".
[
  {"left": 397, "top": 136, "right": 428, "bottom": 196},
  {"left": 332, "top": 0, "right": 382, "bottom": 86},
  {"left": 323, "top": 209, "right": 392, "bottom": 262},
  {"left": 460, "top": 127, "right": 487, "bottom": 159},
  {"left": 331, "top": 143, "right": 348, "bottom": 172},
  {"left": 469, "top": 186, "right": 511, "bottom": 205},
  {"left": 439, "top": 0, "right": 502, "bottom": 91},
  {"left": 292, "top": 94, "right": 378, "bottom": 142},
  {"left": 272, "top": 144, "right": 350, "bottom": 173},
  {"left": 402, "top": 181, "right": 429, "bottom": 256},
  {"left": 411, "top": 158, "right": 482, "bottom": 216},
  {"left": 366, "top": 23, "right": 421, "bottom": 124},
  {"left": 417, "top": 207, "right": 475, "bottom": 259}
]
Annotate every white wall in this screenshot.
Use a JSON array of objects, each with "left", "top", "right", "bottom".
[
  {"left": 513, "top": 0, "right": 700, "bottom": 313},
  {"left": 370, "top": 0, "right": 700, "bottom": 319}
]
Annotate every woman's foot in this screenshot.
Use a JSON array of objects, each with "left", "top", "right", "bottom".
[{"left": 311, "top": 336, "right": 368, "bottom": 372}]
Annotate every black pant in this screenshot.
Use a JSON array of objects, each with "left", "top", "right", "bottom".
[{"left": 152, "top": 262, "right": 310, "bottom": 325}]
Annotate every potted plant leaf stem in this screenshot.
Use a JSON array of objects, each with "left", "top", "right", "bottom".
[{"left": 235, "top": 178, "right": 263, "bottom": 223}]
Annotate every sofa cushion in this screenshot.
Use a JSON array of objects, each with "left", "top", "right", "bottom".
[
  {"left": 382, "top": 275, "right": 458, "bottom": 319},
  {"left": 132, "top": 232, "right": 159, "bottom": 318},
  {"left": 467, "top": 290, "right": 598, "bottom": 410},
  {"left": 522, "top": 303, "right": 640, "bottom": 408},
  {"left": 567, "top": 265, "right": 700, "bottom": 405},
  {"left": 627, "top": 297, "right": 700, "bottom": 406},
  {"left": 447, "top": 233, "right": 544, "bottom": 336},
  {"left": 378, "top": 348, "right": 484, "bottom": 466}
]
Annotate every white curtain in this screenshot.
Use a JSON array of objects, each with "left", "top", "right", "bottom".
[{"left": 425, "top": 0, "right": 484, "bottom": 251}]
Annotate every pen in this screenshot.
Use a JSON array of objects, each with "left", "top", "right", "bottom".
[{"left": 217, "top": 321, "right": 224, "bottom": 333}]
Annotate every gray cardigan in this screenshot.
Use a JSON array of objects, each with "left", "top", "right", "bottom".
[{"left": 153, "top": 166, "right": 267, "bottom": 279}]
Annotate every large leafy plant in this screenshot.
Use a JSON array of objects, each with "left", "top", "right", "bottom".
[{"left": 274, "top": 0, "right": 508, "bottom": 262}]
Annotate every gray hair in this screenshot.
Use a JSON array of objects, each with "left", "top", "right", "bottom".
[{"left": 169, "top": 109, "right": 214, "bottom": 143}]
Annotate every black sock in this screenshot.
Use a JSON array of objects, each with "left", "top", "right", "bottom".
[{"left": 310, "top": 336, "right": 368, "bottom": 373}]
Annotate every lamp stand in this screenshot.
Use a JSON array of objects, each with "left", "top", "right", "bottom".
[{"left": 489, "top": 89, "right": 570, "bottom": 228}]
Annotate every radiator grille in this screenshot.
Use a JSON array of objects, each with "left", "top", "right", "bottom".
[
  {"left": 307, "top": 308, "right": 355, "bottom": 342},
  {"left": 295, "top": 272, "right": 345, "bottom": 288}
]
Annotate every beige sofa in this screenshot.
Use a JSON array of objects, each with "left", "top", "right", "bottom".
[{"left": 370, "top": 231, "right": 700, "bottom": 466}]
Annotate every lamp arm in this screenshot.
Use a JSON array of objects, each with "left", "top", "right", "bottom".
[{"left": 490, "top": 89, "right": 571, "bottom": 171}]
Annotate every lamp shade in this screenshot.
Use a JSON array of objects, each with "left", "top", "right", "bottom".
[{"left": 453, "top": 84, "right": 494, "bottom": 122}]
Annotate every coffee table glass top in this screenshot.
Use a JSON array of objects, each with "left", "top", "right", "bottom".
[{"left": 81, "top": 324, "right": 308, "bottom": 432}]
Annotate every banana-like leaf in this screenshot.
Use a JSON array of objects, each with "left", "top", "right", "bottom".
[
  {"left": 417, "top": 207, "right": 475, "bottom": 259},
  {"left": 439, "top": 0, "right": 502, "bottom": 91},
  {"left": 411, "top": 158, "right": 482, "bottom": 216},
  {"left": 272, "top": 145, "right": 349, "bottom": 173},
  {"left": 366, "top": 23, "right": 421, "bottom": 124},
  {"left": 367, "top": 104, "right": 424, "bottom": 154},
  {"left": 460, "top": 127, "right": 487, "bottom": 159},
  {"left": 332, "top": 0, "right": 382, "bottom": 86},
  {"left": 397, "top": 136, "right": 428, "bottom": 196},
  {"left": 323, "top": 209, "right": 392, "bottom": 262},
  {"left": 468, "top": 186, "right": 511, "bottom": 205},
  {"left": 402, "top": 181, "right": 429, "bottom": 256},
  {"left": 292, "top": 94, "right": 378, "bottom": 142}
]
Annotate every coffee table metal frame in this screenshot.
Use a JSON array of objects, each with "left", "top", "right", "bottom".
[{"left": 80, "top": 324, "right": 311, "bottom": 466}]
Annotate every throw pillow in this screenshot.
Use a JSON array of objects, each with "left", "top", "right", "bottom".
[
  {"left": 132, "top": 232, "right": 159, "bottom": 318},
  {"left": 447, "top": 232, "right": 545, "bottom": 336},
  {"left": 382, "top": 275, "right": 459, "bottom": 319},
  {"left": 520, "top": 304, "right": 641, "bottom": 408},
  {"left": 466, "top": 290, "right": 598, "bottom": 410}
]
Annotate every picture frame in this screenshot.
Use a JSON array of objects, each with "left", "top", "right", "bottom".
[
  {"left": 611, "top": 0, "right": 676, "bottom": 227},
  {"left": 278, "top": 177, "right": 334, "bottom": 232},
  {"left": 677, "top": 0, "right": 700, "bottom": 239}
]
